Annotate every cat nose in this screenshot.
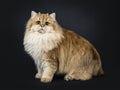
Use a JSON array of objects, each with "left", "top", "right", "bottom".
[{"left": 41, "top": 24, "right": 45, "bottom": 27}]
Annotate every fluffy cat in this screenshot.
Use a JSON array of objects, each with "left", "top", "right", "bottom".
[{"left": 23, "top": 11, "right": 104, "bottom": 83}]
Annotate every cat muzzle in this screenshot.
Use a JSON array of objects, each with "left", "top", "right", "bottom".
[{"left": 38, "top": 29, "right": 46, "bottom": 33}]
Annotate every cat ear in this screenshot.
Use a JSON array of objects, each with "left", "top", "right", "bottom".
[
  {"left": 50, "top": 13, "right": 56, "bottom": 21},
  {"left": 31, "top": 11, "right": 37, "bottom": 18}
]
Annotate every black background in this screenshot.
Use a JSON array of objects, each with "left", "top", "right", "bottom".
[{"left": 0, "top": 0, "right": 119, "bottom": 89}]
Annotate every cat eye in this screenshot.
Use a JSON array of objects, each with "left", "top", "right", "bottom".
[
  {"left": 36, "top": 21, "right": 40, "bottom": 24},
  {"left": 45, "top": 21, "right": 49, "bottom": 25}
]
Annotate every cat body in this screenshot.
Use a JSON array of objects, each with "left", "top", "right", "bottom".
[{"left": 23, "top": 11, "right": 104, "bottom": 83}]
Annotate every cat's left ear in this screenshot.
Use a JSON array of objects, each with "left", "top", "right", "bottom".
[
  {"left": 31, "top": 11, "right": 37, "bottom": 19},
  {"left": 50, "top": 13, "right": 56, "bottom": 21}
]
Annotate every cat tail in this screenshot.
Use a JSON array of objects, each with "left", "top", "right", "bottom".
[{"left": 97, "top": 67, "right": 104, "bottom": 76}]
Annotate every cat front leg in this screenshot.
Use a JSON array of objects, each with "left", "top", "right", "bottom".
[
  {"left": 35, "top": 68, "right": 42, "bottom": 79},
  {"left": 41, "top": 60, "right": 57, "bottom": 83},
  {"left": 35, "top": 60, "right": 42, "bottom": 79}
]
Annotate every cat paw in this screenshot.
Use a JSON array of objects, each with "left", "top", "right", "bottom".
[
  {"left": 41, "top": 77, "right": 52, "bottom": 83},
  {"left": 35, "top": 73, "right": 41, "bottom": 79},
  {"left": 64, "top": 74, "right": 74, "bottom": 81}
]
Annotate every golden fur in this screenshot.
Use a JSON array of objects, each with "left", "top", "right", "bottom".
[{"left": 23, "top": 11, "right": 104, "bottom": 83}]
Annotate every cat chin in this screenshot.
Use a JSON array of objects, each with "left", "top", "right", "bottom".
[
  {"left": 38, "top": 30, "right": 46, "bottom": 34},
  {"left": 31, "top": 31, "right": 55, "bottom": 34}
]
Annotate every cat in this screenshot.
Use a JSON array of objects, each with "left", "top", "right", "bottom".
[{"left": 23, "top": 11, "right": 104, "bottom": 83}]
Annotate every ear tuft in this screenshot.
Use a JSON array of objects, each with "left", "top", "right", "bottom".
[
  {"left": 31, "top": 11, "right": 37, "bottom": 18},
  {"left": 50, "top": 13, "right": 56, "bottom": 21}
]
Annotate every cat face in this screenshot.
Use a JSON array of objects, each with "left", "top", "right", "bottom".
[{"left": 28, "top": 11, "right": 56, "bottom": 34}]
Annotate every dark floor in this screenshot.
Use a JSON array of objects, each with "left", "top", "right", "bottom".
[{"left": 0, "top": 0, "right": 119, "bottom": 89}]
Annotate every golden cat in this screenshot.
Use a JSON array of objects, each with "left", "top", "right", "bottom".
[{"left": 23, "top": 11, "right": 104, "bottom": 83}]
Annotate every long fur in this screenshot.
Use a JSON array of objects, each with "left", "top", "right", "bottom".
[{"left": 23, "top": 11, "right": 104, "bottom": 83}]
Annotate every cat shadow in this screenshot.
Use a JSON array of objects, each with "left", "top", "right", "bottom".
[
  {"left": 53, "top": 74, "right": 65, "bottom": 82},
  {"left": 52, "top": 73, "right": 105, "bottom": 82}
]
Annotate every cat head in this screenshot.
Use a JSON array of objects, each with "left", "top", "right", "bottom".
[{"left": 26, "top": 11, "right": 61, "bottom": 34}]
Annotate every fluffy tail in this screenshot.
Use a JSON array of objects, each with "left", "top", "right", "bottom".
[{"left": 97, "top": 67, "right": 104, "bottom": 76}]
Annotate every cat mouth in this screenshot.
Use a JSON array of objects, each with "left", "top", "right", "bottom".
[{"left": 38, "top": 29, "right": 46, "bottom": 33}]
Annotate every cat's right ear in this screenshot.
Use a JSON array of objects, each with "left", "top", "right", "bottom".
[
  {"left": 50, "top": 13, "right": 56, "bottom": 21},
  {"left": 31, "top": 11, "right": 37, "bottom": 19}
]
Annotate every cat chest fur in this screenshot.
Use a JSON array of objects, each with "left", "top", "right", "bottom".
[{"left": 24, "top": 32, "right": 62, "bottom": 60}]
